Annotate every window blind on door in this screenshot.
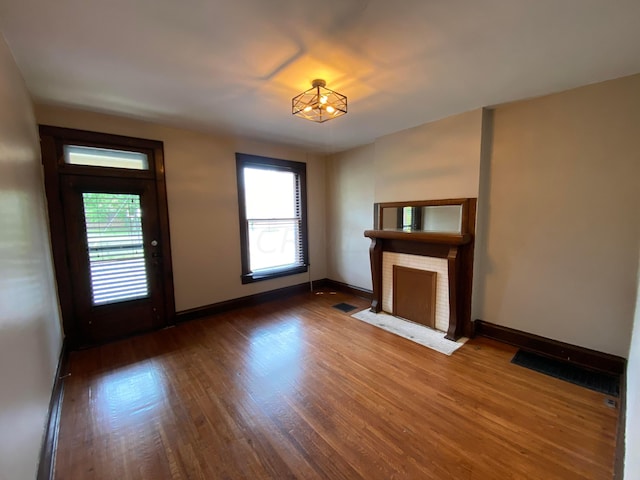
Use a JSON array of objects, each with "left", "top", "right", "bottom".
[{"left": 82, "top": 193, "right": 149, "bottom": 305}]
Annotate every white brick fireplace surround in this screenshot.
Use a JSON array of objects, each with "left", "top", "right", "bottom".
[{"left": 382, "top": 252, "right": 450, "bottom": 332}]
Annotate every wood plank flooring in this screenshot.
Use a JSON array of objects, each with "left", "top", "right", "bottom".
[{"left": 54, "top": 291, "right": 618, "bottom": 479}]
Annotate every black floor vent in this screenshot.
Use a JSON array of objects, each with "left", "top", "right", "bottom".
[
  {"left": 333, "top": 303, "right": 358, "bottom": 313},
  {"left": 511, "top": 350, "right": 619, "bottom": 397}
]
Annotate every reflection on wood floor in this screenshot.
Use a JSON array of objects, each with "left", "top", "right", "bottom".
[{"left": 54, "top": 290, "right": 617, "bottom": 479}]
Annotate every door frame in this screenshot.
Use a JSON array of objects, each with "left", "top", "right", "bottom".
[{"left": 40, "top": 125, "right": 176, "bottom": 348}]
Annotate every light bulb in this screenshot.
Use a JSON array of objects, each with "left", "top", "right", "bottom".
[
  {"left": 303, "top": 106, "right": 313, "bottom": 112},
  {"left": 326, "top": 106, "right": 335, "bottom": 114},
  {"left": 320, "top": 95, "right": 328, "bottom": 104}
]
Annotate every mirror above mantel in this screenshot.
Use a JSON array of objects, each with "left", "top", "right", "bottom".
[{"left": 374, "top": 198, "right": 474, "bottom": 236}]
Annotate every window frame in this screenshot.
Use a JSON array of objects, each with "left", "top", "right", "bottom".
[{"left": 235, "top": 153, "right": 309, "bottom": 284}]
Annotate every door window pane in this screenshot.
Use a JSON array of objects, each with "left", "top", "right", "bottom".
[
  {"left": 65, "top": 145, "right": 149, "bottom": 170},
  {"left": 82, "top": 193, "right": 149, "bottom": 305}
]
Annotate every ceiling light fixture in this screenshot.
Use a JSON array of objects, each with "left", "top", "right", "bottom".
[{"left": 292, "top": 79, "right": 347, "bottom": 123}]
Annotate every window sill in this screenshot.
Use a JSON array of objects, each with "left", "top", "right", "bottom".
[{"left": 241, "top": 265, "right": 308, "bottom": 284}]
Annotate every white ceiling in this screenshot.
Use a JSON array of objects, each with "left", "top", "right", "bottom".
[{"left": 1, "top": 0, "right": 639, "bottom": 153}]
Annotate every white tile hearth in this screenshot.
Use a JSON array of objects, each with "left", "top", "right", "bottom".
[{"left": 351, "top": 309, "right": 468, "bottom": 356}]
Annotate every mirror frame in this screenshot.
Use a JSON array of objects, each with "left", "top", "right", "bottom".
[{"left": 373, "top": 198, "right": 474, "bottom": 235}]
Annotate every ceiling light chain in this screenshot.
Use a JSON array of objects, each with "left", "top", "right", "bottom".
[{"left": 292, "top": 79, "right": 347, "bottom": 123}]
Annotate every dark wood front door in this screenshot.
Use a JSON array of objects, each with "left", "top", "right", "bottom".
[
  {"left": 40, "top": 126, "right": 175, "bottom": 347},
  {"left": 62, "top": 176, "right": 166, "bottom": 343}
]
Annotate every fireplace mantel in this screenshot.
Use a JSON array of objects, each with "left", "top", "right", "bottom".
[
  {"left": 365, "top": 198, "right": 477, "bottom": 341},
  {"left": 364, "top": 230, "right": 471, "bottom": 245}
]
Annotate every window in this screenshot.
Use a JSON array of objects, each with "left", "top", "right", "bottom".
[
  {"left": 82, "top": 192, "right": 149, "bottom": 305},
  {"left": 64, "top": 145, "right": 149, "bottom": 170},
  {"left": 236, "top": 153, "right": 308, "bottom": 284},
  {"left": 397, "top": 206, "right": 422, "bottom": 231}
]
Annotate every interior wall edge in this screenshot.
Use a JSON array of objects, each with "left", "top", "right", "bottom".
[{"left": 36, "top": 339, "right": 70, "bottom": 480}]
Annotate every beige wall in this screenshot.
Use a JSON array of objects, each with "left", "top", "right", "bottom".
[
  {"left": 374, "top": 109, "right": 483, "bottom": 202},
  {"left": 326, "top": 143, "right": 375, "bottom": 289},
  {"left": 475, "top": 74, "right": 640, "bottom": 357},
  {"left": 0, "top": 36, "right": 63, "bottom": 479},
  {"left": 35, "top": 105, "right": 327, "bottom": 312}
]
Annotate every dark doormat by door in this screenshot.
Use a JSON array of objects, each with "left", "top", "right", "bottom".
[
  {"left": 511, "top": 350, "right": 620, "bottom": 397},
  {"left": 333, "top": 303, "right": 357, "bottom": 313}
]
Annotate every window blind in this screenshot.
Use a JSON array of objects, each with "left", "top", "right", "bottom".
[{"left": 82, "top": 193, "right": 149, "bottom": 305}]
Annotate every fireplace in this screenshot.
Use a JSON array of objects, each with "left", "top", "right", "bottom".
[
  {"left": 365, "top": 198, "right": 476, "bottom": 340},
  {"left": 385, "top": 254, "right": 446, "bottom": 331}
]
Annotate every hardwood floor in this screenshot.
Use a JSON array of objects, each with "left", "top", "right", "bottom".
[{"left": 54, "top": 291, "right": 618, "bottom": 479}]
